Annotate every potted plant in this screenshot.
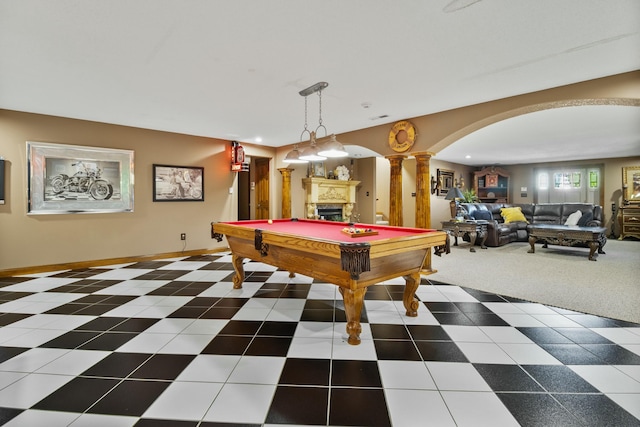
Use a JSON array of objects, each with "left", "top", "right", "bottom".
[{"left": 461, "top": 188, "right": 478, "bottom": 203}]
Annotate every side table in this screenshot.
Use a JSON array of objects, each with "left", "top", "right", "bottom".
[{"left": 441, "top": 220, "right": 488, "bottom": 252}]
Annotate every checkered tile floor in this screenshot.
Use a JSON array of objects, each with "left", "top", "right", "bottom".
[{"left": 0, "top": 253, "right": 639, "bottom": 426}]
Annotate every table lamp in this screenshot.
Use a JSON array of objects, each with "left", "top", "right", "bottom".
[{"left": 445, "top": 187, "right": 465, "bottom": 219}]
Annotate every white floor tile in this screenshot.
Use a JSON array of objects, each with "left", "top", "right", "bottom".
[
  {"left": 385, "top": 389, "right": 456, "bottom": 427},
  {"left": 181, "top": 319, "right": 228, "bottom": 335},
  {"left": 115, "top": 332, "right": 176, "bottom": 353},
  {"left": 479, "top": 326, "right": 534, "bottom": 344},
  {"left": 331, "top": 336, "right": 377, "bottom": 360},
  {"left": 287, "top": 337, "right": 333, "bottom": 359},
  {"left": 203, "top": 383, "right": 276, "bottom": 424},
  {"left": 176, "top": 355, "right": 241, "bottom": 382},
  {"left": 442, "top": 325, "right": 492, "bottom": 343},
  {"left": 68, "top": 413, "right": 138, "bottom": 427},
  {"left": 0, "top": 373, "right": 74, "bottom": 408},
  {"left": 159, "top": 334, "right": 216, "bottom": 354},
  {"left": 531, "top": 314, "right": 583, "bottom": 327},
  {"left": 456, "top": 342, "right": 516, "bottom": 364},
  {"left": 570, "top": 365, "right": 640, "bottom": 393},
  {"left": 498, "top": 343, "right": 562, "bottom": 365},
  {"left": 0, "top": 329, "right": 68, "bottom": 348},
  {"left": 227, "top": 356, "right": 285, "bottom": 384},
  {"left": 378, "top": 360, "right": 436, "bottom": 390},
  {"left": 494, "top": 313, "right": 547, "bottom": 327},
  {"left": 441, "top": 391, "right": 520, "bottom": 427},
  {"left": 4, "top": 409, "right": 80, "bottom": 427},
  {"left": 142, "top": 381, "right": 222, "bottom": 420},
  {"left": 173, "top": 270, "right": 231, "bottom": 282},
  {"left": 35, "top": 349, "right": 110, "bottom": 375},
  {"left": 158, "top": 261, "right": 211, "bottom": 270},
  {"left": 88, "top": 269, "right": 152, "bottom": 280},
  {"left": 426, "top": 361, "right": 491, "bottom": 391},
  {"left": 143, "top": 318, "right": 194, "bottom": 333},
  {"left": 592, "top": 327, "right": 640, "bottom": 344}
]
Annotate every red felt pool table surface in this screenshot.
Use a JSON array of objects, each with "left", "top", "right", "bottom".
[{"left": 220, "top": 218, "right": 436, "bottom": 242}]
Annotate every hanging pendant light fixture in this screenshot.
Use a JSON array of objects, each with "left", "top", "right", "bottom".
[{"left": 285, "top": 81, "right": 348, "bottom": 162}]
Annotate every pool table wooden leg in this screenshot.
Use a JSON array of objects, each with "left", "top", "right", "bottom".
[
  {"left": 231, "top": 254, "right": 245, "bottom": 289},
  {"left": 339, "top": 287, "right": 367, "bottom": 345},
  {"left": 402, "top": 272, "right": 421, "bottom": 317}
]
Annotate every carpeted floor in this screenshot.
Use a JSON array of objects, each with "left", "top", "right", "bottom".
[{"left": 430, "top": 237, "right": 640, "bottom": 324}]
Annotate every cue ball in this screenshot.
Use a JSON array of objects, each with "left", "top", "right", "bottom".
[{"left": 268, "top": 220, "right": 273, "bottom": 224}]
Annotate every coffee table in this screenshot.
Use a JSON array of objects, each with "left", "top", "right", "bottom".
[
  {"left": 527, "top": 224, "right": 607, "bottom": 261},
  {"left": 441, "top": 220, "right": 488, "bottom": 252}
]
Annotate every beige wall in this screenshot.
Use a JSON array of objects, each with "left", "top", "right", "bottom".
[{"left": 0, "top": 110, "right": 276, "bottom": 270}]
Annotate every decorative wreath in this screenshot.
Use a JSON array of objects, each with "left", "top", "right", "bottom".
[{"left": 388, "top": 120, "right": 417, "bottom": 152}]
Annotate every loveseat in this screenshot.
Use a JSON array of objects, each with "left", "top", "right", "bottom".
[{"left": 459, "top": 202, "right": 603, "bottom": 247}]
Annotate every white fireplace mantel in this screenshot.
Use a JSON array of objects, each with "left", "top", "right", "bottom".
[{"left": 302, "top": 177, "right": 360, "bottom": 220}]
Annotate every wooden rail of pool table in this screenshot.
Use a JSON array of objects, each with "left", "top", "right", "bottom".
[{"left": 212, "top": 221, "right": 448, "bottom": 345}]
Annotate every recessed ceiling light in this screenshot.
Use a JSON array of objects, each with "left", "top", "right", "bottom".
[
  {"left": 255, "top": 137, "right": 262, "bottom": 143},
  {"left": 465, "top": 155, "right": 471, "bottom": 159}
]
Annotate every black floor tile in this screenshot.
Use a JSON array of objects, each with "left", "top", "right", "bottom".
[
  {"left": 554, "top": 393, "right": 640, "bottom": 426},
  {"left": 111, "top": 318, "right": 159, "bottom": 332},
  {"left": 81, "top": 352, "right": 152, "bottom": 378},
  {"left": 201, "top": 307, "right": 241, "bottom": 319},
  {"left": 423, "top": 301, "right": 461, "bottom": 313},
  {"left": 497, "top": 393, "right": 583, "bottom": 427},
  {"left": 278, "top": 358, "right": 330, "bottom": 386},
  {"left": 33, "top": 377, "right": 120, "bottom": 412},
  {"left": 331, "top": 360, "right": 382, "bottom": 387},
  {"left": 374, "top": 340, "right": 422, "bottom": 361},
  {"left": 517, "top": 327, "right": 574, "bottom": 344},
  {"left": 539, "top": 344, "right": 604, "bottom": 365},
  {"left": 521, "top": 365, "right": 599, "bottom": 393},
  {"left": 39, "top": 330, "right": 101, "bottom": 349},
  {"left": 474, "top": 364, "right": 545, "bottom": 392},
  {"left": 329, "top": 388, "right": 391, "bottom": 427},
  {"left": 581, "top": 343, "right": 640, "bottom": 364},
  {"left": 266, "top": 386, "right": 329, "bottom": 425},
  {"left": 245, "top": 336, "right": 292, "bottom": 357},
  {"left": 553, "top": 327, "right": 613, "bottom": 344},
  {"left": 454, "top": 302, "right": 492, "bottom": 313},
  {"left": 202, "top": 335, "right": 251, "bottom": 355},
  {"left": 219, "top": 320, "right": 262, "bottom": 336},
  {"left": 257, "top": 321, "right": 297, "bottom": 337},
  {"left": 415, "top": 341, "right": 469, "bottom": 362},
  {"left": 465, "top": 311, "right": 511, "bottom": 326},
  {"left": 75, "top": 317, "right": 127, "bottom": 331},
  {"left": 370, "top": 323, "right": 411, "bottom": 340},
  {"left": 432, "top": 312, "right": 475, "bottom": 325},
  {"left": 135, "top": 419, "right": 200, "bottom": 427},
  {"left": 78, "top": 331, "right": 138, "bottom": 351},
  {"left": 131, "top": 354, "right": 196, "bottom": 380},
  {"left": 406, "top": 325, "right": 452, "bottom": 341}
]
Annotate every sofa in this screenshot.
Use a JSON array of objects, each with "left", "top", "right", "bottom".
[{"left": 459, "top": 202, "right": 603, "bottom": 247}]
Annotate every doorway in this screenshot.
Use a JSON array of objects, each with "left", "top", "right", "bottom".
[
  {"left": 255, "top": 158, "right": 270, "bottom": 219},
  {"left": 237, "top": 171, "right": 250, "bottom": 220}
]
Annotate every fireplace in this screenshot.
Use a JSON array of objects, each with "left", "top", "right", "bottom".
[
  {"left": 317, "top": 205, "right": 344, "bottom": 221},
  {"left": 302, "top": 177, "right": 360, "bottom": 221}
]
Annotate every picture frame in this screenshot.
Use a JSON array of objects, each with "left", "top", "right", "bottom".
[
  {"left": 27, "top": 141, "right": 134, "bottom": 215},
  {"left": 310, "top": 161, "right": 326, "bottom": 178},
  {"left": 437, "top": 168, "right": 454, "bottom": 196},
  {"left": 486, "top": 174, "right": 499, "bottom": 187},
  {"left": 622, "top": 166, "right": 640, "bottom": 204},
  {"left": 153, "top": 164, "right": 204, "bottom": 202}
]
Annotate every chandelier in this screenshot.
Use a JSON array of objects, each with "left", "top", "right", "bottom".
[{"left": 283, "top": 82, "right": 348, "bottom": 163}]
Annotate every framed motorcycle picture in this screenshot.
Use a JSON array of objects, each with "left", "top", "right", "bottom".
[
  {"left": 26, "top": 141, "right": 134, "bottom": 214},
  {"left": 152, "top": 164, "right": 204, "bottom": 202}
]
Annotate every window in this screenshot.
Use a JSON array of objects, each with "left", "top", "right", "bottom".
[{"left": 553, "top": 172, "right": 581, "bottom": 189}]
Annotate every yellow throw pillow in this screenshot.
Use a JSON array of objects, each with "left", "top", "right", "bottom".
[{"left": 500, "top": 207, "right": 528, "bottom": 223}]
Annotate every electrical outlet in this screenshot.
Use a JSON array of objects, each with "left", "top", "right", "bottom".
[{"left": 180, "top": 233, "right": 186, "bottom": 240}]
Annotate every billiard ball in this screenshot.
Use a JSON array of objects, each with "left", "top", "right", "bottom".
[{"left": 268, "top": 219, "right": 273, "bottom": 224}]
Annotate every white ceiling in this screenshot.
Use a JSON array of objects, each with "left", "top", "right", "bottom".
[{"left": 1, "top": 0, "right": 639, "bottom": 166}]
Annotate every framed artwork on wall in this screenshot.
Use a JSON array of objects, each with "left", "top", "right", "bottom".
[
  {"left": 309, "top": 161, "right": 326, "bottom": 178},
  {"left": 623, "top": 166, "right": 640, "bottom": 204},
  {"left": 27, "top": 141, "right": 134, "bottom": 214},
  {"left": 486, "top": 174, "right": 499, "bottom": 187},
  {"left": 437, "top": 168, "right": 454, "bottom": 196},
  {"left": 153, "top": 164, "right": 204, "bottom": 201}
]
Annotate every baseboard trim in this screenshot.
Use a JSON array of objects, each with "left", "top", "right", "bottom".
[{"left": 0, "top": 248, "right": 229, "bottom": 278}]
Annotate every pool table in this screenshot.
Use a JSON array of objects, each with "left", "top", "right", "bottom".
[{"left": 211, "top": 218, "right": 448, "bottom": 345}]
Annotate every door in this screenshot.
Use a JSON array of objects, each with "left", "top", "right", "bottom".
[
  {"left": 237, "top": 170, "right": 250, "bottom": 220},
  {"left": 255, "top": 158, "right": 270, "bottom": 219}
]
